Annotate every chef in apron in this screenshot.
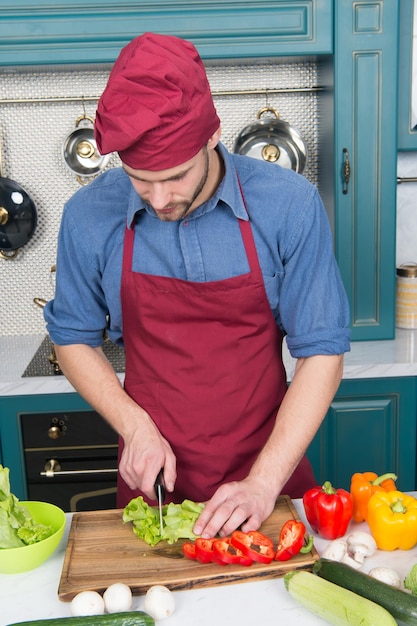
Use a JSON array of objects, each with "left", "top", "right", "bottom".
[{"left": 50, "top": 33, "right": 348, "bottom": 539}]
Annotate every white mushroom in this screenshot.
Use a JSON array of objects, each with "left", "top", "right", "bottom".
[
  {"left": 144, "top": 585, "right": 175, "bottom": 621},
  {"left": 322, "top": 539, "right": 348, "bottom": 562},
  {"left": 347, "top": 531, "right": 377, "bottom": 564},
  {"left": 321, "top": 539, "right": 362, "bottom": 569},
  {"left": 369, "top": 567, "right": 402, "bottom": 588}
]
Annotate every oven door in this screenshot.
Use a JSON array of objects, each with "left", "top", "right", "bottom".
[
  {"left": 21, "top": 410, "right": 119, "bottom": 512},
  {"left": 25, "top": 447, "right": 118, "bottom": 512}
]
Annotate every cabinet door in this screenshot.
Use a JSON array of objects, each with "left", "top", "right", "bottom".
[
  {"left": 0, "top": 0, "right": 333, "bottom": 66},
  {"left": 333, "top": 1, "right": 399, "bottom": 340},
  {"left": 398, "top": 0, "right": 417, "bottom": 150},
  {"left": 307, "top": 378, "right": 417, "bottom": 492}
]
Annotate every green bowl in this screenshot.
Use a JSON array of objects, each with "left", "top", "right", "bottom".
[{"left": 0, "top": 501, "right": 66, "bottom": 574}]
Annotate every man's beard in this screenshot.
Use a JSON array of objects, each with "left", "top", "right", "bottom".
[{"left": 154, "top": 148, "right": 210, "bottom": 222}]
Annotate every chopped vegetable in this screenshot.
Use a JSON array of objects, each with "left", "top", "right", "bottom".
[
  {"left": 0, "top": 464, "right": 54, "bottom": 548},
  {"left": 303, "top": 480, "right": 353, "bottom": 539},
  {"left": 195, "top": 537, "right": 217, "bottom": 563},
  {"left": 274, "top": 519, "right": 313, "bottom": 561},
  {"left": 367, "top": 490, "right": 417, "bottom": 550},
  {"left": 213, "top": 537, "right": 253, "bottom": 566},
  {"left": 181, "top": 541, "right": 197, "bottom": 560},
  {"left": 350, "top": 471, "right": 397, "bottom": 522},
  {"left": 123, "top": 496, "right": 204, "bottom": 546},
  {"left": 404, "top": 563, "right": 417, "bottom": 594},
  {"left": 230, "top": 530, "right": 275, "bottom": 564}
]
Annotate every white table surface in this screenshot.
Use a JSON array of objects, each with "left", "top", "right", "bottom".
[{"left": 2, "top": 498, "right": 417, "bottom": 626}]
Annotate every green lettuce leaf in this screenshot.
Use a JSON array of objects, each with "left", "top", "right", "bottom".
[
  {"left": 0, "top": 465, "right": 54, "bottom": 548},
  {"left": 123, "top": 496, "right": 204, "bottom": 546}
]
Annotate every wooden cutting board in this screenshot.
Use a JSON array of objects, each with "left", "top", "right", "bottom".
[{"left": 58, "top": 495, "right": 319, "bottom": 601}]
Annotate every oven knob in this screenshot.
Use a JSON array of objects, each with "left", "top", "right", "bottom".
[
  {"left": 48, "top": 425, "right": 62, "bottom": 439},
  {"left": 44, "top": 459, "right": 62, "bottom": 475}
]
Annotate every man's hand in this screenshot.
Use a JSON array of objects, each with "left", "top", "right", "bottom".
[
  {"left": 118, "top": 417, "right": 177, "bottom": 500},
  {"left": 53, "top": 343, "right": 178, "bottom": 499},
  {"left": 193, "top": 476, "right": 276, "bottom": 539}
]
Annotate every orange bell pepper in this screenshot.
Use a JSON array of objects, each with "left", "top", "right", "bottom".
[
  {"left": 350, "top": 471, "right": 397, "bottom": 522},
  {"left": 367, "top": 490, "right": 417, "bottom": 550}
]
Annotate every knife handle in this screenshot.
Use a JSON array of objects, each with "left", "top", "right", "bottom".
[{"left": 154, "top": 469, "right": 166, "bottom": 502}]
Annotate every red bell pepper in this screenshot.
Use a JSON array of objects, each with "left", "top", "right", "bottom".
[
  {"left": 195, "top": 538, "right": 217, "bottom": 564},
  {"left": 212, "top": 537, "right": 253, "bottom": 566},
  {"left": 182, "top": 541, "right": 197, "bottom": 560},
  {"left": 303, "top": 480, "right": 353, "bottom": 540},
  {"left": 230, "top": 530, "right": 275, "bottom": 564},
  {"left": 274, "top": 519, "right": 314, "bottom": 561}
]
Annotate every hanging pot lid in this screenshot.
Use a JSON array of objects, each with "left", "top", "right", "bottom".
[
  {"left": 234, "top": 107, "right": 307, "bottom": 173},
  {"left": 62, "top": 115, "right": 111, "bottom": 184},
  {"left": 0, "top": 136, "right": 37, "bottom": 260}
]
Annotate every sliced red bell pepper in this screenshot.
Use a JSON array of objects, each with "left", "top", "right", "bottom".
[
  {"left": 303, "top": 480, "right": 353, "bottom": 540},
  {"left": 275, "top": 519, "right": 305, "bottom": 561},
  {"left": 212, "top": 537, "right": 253, "bottom": 566},
  {"left": 182, "top": 541, "right": 197, "bottom": 560},
  {"left": 195, "top": 538, "right": 216, "bottom": 564},
  {"left": 274, "top": 519, "right": 314, "bottom": 561},
  {"left": 230, "top": 530, "right": 274, "bottom": 564}
]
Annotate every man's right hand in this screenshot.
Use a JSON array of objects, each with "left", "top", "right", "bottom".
[{"left": 118, "top": 414, "right": 177, "bottom": 499}]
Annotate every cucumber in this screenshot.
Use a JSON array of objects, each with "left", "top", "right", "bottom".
[
  {"left": 7, "top": 611, "right": 154, "bottom": 626},
  {"left": 313, "top": 557, "right": 417, "bottom": 625},
  {"left": 285, "top": 569, "right": 397, "bottom": 626}
]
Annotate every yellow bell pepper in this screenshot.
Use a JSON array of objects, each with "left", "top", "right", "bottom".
[{"left": 367, "top": 490, "right": 417, "bottom": 550}]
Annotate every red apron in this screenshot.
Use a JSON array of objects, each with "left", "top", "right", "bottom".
[{"left": 118, "top": 197, "right": 316, "bottom": 507}]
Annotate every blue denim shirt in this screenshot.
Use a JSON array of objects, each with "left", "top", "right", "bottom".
[{"left": 44, "top": 143, "right": 350, "bottom": 358}]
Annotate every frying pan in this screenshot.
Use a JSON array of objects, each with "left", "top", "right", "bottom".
[
  {"left": 234, "top": 107, "right": 307, "bottom": 173},
  {"left": 0, "top": 134, "right": 37, "bottom": 260},
  {"left": 62, "top": 115, "right": 111, "bottom": 185}
]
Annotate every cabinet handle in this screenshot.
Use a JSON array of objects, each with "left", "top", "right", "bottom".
[
  {"left": 342, "top": 148, "right": 351, "bottom": 194},
  {"left": 41, "top": 466, "right": 118, "bottom": 478}
]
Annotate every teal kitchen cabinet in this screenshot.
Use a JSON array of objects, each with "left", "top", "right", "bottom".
[
  {"left": 307, "top": 377, "right": 417, "bottom": 493},
  {"left": 0, "top": 0, "right": 332, "bottom": 66},
  {"left": 331, "top": 0, "right": 398, "bottom": 341},
  {"left": 0, "top": 393, "right": 98, "bottom": 499},
  {"left": 398, "top": 0, "right": 417, "bottom": 150}
]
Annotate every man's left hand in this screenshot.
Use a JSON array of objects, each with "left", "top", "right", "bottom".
[{"left": 193, "top": 476, "right": 276, "bottom": 539}]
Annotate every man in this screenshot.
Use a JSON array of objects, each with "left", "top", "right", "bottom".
[{"left": 44, "top": 32, "right": 350, "bottom": 539}]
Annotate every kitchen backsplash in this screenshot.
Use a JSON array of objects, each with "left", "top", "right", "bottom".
[
  {"left": 397, "top": 152, "right": 417, "bottom": 268},
  {"left": 1, "top": 60, "right": 414, "bottom": 338},
  {"left": 0, "top": 60, "right": 319, "bottom": 337}
]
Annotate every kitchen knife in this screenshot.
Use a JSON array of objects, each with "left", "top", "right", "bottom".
[{"left": 154, "top": 469, "right": 166, "bottom": 535}]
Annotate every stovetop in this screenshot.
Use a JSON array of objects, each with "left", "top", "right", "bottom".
[{"left": 22, "top": 335, "right": 125, "bottom": 377}]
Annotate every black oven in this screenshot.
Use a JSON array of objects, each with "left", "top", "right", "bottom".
[{"left": 21, "top": 410, "right": 118, "bottom": 512}]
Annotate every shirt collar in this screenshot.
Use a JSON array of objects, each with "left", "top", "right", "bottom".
[{"left": 126, "top": 142, "right": 248, "bottom": 228}]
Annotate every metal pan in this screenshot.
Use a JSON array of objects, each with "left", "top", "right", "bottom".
[
  {"left": 234, "top": 107, "right": 307, "bottom": 173},
  {"left": 0, "top": 135, "right": 37, "bottom": 260},
  {"left": 62, "top": 115, "right": 111, "bottom": 185}
]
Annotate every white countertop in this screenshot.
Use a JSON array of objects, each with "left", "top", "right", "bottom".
[
  {"left": 2, "top": 498, "right": 417, "bottom": 626},
  {"left": 2, "top": 329, "right": 417, "bottom": 397}
]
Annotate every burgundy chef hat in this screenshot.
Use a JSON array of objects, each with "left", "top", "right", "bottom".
[{"left": 95, "top": 32, "right": 220, "bottom": 171}]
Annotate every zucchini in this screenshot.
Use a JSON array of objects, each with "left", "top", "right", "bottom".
[
  {"left": 284, "top": 569, "right": 396, "bottom": 626},
  {"left": 7, "top": 611, "right": 154, "bottom": 626},
  {"left": 313, "top": 558, "right": 417, "bottom": 625}
]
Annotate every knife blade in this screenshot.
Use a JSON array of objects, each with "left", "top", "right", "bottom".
[{"left": 154, "top": 469, "right": 166, "bottom": 535}]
